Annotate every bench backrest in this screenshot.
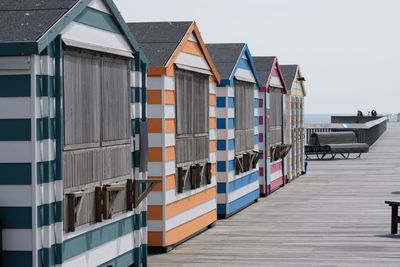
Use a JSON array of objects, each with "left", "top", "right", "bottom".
[{"left": 310, "top": 132, "right": 358, "bottom": 146}]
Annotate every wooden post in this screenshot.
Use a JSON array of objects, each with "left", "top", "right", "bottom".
[
  {"left": 190, "top": 165, "right": 197, "bottom": 190},
  {"left": 67, "top": 194, "right": 75, "bottom": 232},
  {"left": 102, "top": 186, "right": 109, "bottom": 220},
  {"left": 243, "top": 153, "right": 250, "bottom": 172},
  {"left": 95, "top": 187, "right": 102, "bottom": 222},
  {"left": 235, "top": 157, "right": 240, "bottom": 175},
  {"left": 391, "top": 205, "right": 398, "bottom": 234},
  {"left": 133, "top": 180, "right": 139, "bottom": 208},
  {"left": 196, "top": 164, "right": 201, "bottom": 188},
  {"left": 206, "top": 162, "right": 212, "bottom": 184},
  {"left": 177, "top": 167, "right": 184, "bottom": 193},
  {"left": 127, "top": 179, "right": 133, "bottom": 211}
]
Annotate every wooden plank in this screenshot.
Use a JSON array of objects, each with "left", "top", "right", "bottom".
[
  {"left": 63, "top": 50, "right": 101, "bottom": 148},
  {"left": 126, "top": 179, "right": 133, "bottom": 211},
  {"left": 149, "top": 123, "right": 400, "bottom": 266},
  {"left": 102, "top": 186, "right": 109, "bottom": 220},
  {"left": 95, "top": 186, "right": 102, "bottom": 222},
  {"left": 67, "top": 194, "right": 75, "bottom": 232}
]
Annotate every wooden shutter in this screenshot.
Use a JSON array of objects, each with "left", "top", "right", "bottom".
[
  {"left": 235, "top": 80, "right": 254, "bottom": 154},
  {"left": 245, "top": 81, "right": 254, "bottom": 151},
  {"left": 176, "top": 70, "right": 193, "bottom": 165},
  {"left": 102, "top": 145, "right": 131, "bottom": 182},
  {"left": 194, "top": 135, "right": 209, "bottom": 161},
  {"left": 270, "top": 87, "right": 283, "bottom": 145},
  {"left": 63, "top": 50, "right": 101, "bottom": 149},
  {"left": 63, "top": 148, "right": 101, "bottom": 190},
  {"left": 176, "top": 70, "right": 193, "bottom": 135},
  {"left": 101, "top": 58, "right": 130, "bottom": 144},
  {"left": 176, "top": 69, "right": 209, "bottom": 165},
  {"left": 193, "top": 73, "right": 208, "bottom": 134},
  {"left": 176, "top": 137, "right": 193, "bottom": 165},
  {"left": 194, "top": 73, "right": 209, "bottom": 161},
  {"left": 63, "top": 48, "right": 132, "bottom": 189}
]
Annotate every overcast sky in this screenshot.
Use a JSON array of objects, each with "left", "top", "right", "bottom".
[{"left": 114, "top": 0, "right": 400, "bottom": 115}]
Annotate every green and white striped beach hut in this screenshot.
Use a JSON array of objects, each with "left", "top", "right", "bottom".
[{"left": 0, "top": 0, "right": 149, "bottom": 266}]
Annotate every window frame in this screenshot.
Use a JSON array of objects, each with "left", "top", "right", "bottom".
[
  {"left": 62, "top": 46, "right": 132, "bottom": 190},
  {"left": 234, "top": 79, "right": 255, "bottom": 155},
  {"left": 269, "top": 86, "right": 284, "bottom": 146},
  {"left": 175, "top": 68, "right": 210, "bottom": 167}
]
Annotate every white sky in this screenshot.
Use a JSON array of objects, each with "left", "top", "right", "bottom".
[{"left": 114, "top": 0, "right": 400, "bottom": 114}]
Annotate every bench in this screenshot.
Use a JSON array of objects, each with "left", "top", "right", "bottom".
[
  {"left": 385, "top": 201, "right": 400, "bottom": 234},
  {"left": 305, "top": 132, "right": 369, "bottom": 160}
]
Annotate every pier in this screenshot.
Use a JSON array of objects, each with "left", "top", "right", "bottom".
[{"left": 149, "top": 123, "right": 400, "bottom": 266}]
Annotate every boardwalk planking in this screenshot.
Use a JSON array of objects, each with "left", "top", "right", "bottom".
[{"left": 148, "top": 123, "right": 400, "bottom": 267}]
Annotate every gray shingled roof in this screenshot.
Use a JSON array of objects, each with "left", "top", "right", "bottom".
[
  {"left": 253, "top": 56, "right": 276, "bottom": 86},
  {"left": 127, "top": 22, "right": 192, "bottom": 66},
  {"left": 280, "top": 65, "right": 298, "bottom": 89},
  {"left": 0, "top": 0, "right": 79, "bottom": 42},
  {"left": 206, "top": 43, "right": 245, "bottom": 80}
]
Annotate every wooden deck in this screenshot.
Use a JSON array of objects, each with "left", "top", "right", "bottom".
[{"left": 148, "top": 123, "right": 400, "bottom": 267}]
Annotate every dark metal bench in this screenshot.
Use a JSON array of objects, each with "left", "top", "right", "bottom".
[
  {"left": 385, "top": 201, "right": 400, "bottom": 234},
  {"left": 305, "top": 132, "right": 369, "bottom": 160}
]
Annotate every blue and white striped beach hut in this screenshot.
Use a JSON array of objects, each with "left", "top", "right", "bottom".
[{"left": 206, "top": 43, "right": 261, "bottom": 218}]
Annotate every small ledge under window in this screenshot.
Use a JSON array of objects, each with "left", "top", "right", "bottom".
[
  {"left": 234, "top": 151, "right": 260, "bottom": 175},
  {"left": 177, "top": 162, "right": 212, "bottom": 193}
]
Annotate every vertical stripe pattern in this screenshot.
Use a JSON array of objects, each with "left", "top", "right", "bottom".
[
  {"left": 215, "top": 50, "right": 260, "bottom": 218},
  {"left": 0, "top": 1, "right": 149, "bottom": 266},
  {"left": 146, "top": 35, "right": 217, "bottom": 248},
  {"left": 259, "top": 59, "right": 287, "bottom": 196}
]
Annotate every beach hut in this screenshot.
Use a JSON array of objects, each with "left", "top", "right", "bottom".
[
  {"left": 253, "top": 57, "right": 289, "bottom": 196},
  {"left": 281, "top": 65, "right": 307, "bottom": 180},
  {"left": 127, "top": 21, "right": 220, "bottom": 251},
  {"left": 0, "top": 1, "right": 150, "bottom": 266},
  {"left": 205, "top": 43, "right": 261, "bottom": 218}
]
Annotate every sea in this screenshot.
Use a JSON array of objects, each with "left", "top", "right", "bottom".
[{"left": 304, "top": 114, "right": 333, "bottom": 124}]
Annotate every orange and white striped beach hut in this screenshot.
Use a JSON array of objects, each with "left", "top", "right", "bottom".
[{"left": 128, "top": 21, "right": 220, "bottom": 251}]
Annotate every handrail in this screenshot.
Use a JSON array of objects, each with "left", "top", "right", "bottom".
[{"left": 305, "top": 117, "right": 387, "bottom": 130}]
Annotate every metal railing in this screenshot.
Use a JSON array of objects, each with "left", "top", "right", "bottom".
[{"left": 305, "top": 116, "right": 387, "bottom": 146}]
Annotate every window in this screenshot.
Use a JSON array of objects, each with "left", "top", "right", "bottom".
[
  {"left": 175, "top": 69, "right": 210, "bottom": 192},
  {"left": 235, "top": 80, "right": 254, "bottom": 154},
  {"left": 62, "top": 47, "right": 131, "bottom": 231},
  {"left": 175, "top": 69, "right": 209, "bottom": 165},
  {"left": 269, "top": 86, "right": 283, "bottom": 145},
  {"left": 234, "top": 80, "right": 259, "bottom": 174}
]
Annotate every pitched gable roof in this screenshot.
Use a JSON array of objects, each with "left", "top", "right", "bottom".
[
  {"left": 206, "top": 43, "right": 260, "bottom": 87},
  {"left": 253, "top": 56, "right": 276, "bottom": 86},
  {"left": 281, "top": 64, "right": 306, "bottom": 96},
  {"left": 127, "top": 21, "right": 220, "bottom": 81},
  {"left": 0, "top": 0, "right": 79, "bottom": 42},
  {"left": 206, "top": 43, "right": 245, "bottom": 80},
  {"left": 253, "top": 56, "right": 287, "bottom": 93},
  {"left": 128, "top": 21, "right": 192, "bottom": 66},
  {"left": 280, "top": 65, "right": 298, "bottom": 89},
  {"left": 0, "top": 0, "right": 147, "bottom": 63}
]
